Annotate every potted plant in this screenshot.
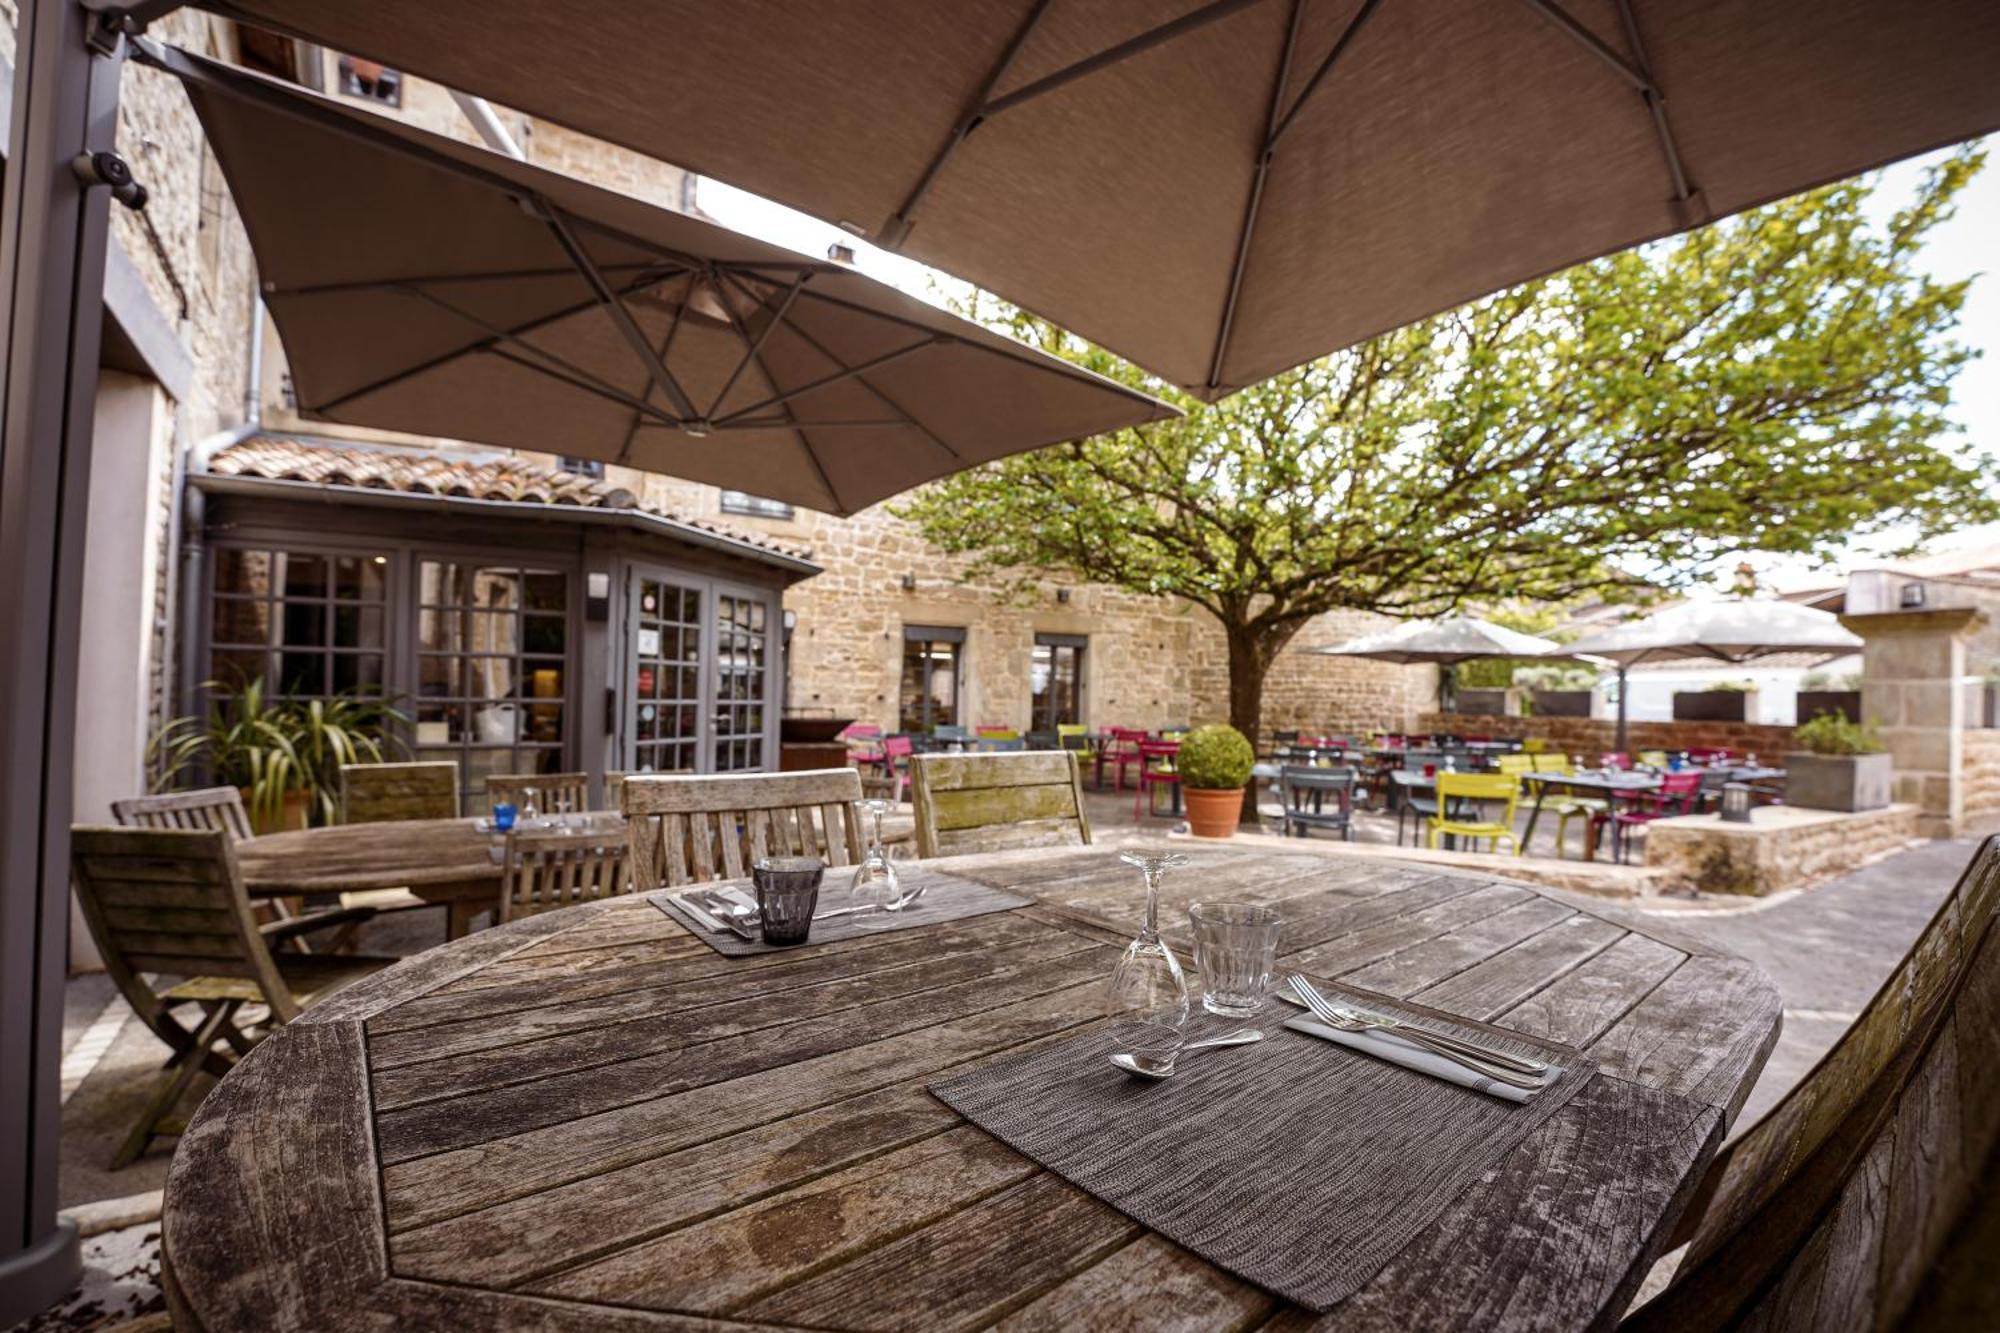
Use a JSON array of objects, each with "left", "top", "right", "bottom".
[
  {"left": 1674, "top": 680, "right": 1759, "bottom": 722},
  {"left": 1785, "top": 711, "right": 1891, "bottom": 812},
  {"left": 1796, "top": 669, "right": 1863, "bottom": 725},
  {"left": 1176, "top": 724, "right": 1255, "bottom": 839},
  {"left": 148, "top": 679, "right": 410, "bottom": 833},
  {"left": 1518, "top": 664, "right": 1594, "bottom": 718}
]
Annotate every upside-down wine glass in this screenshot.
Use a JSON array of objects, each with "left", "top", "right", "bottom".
[
  {"left": 848, "top": 798, "right": 901, "bottom": 925},
  {"left": 1106, "top": 851, "right": 1192, "bottom": 1057}
]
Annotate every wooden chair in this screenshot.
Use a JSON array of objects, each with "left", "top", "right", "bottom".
[
  {"left": 1427, "top": 772, "right": 1519, "bottom": 854},
  {"left": 624, "top": 768, "right": 863, "bottom": 889},
  {"left": 1625, "top": 833, "right": 2000, "bottom": 1332},
  {"left": 487, "top": 771, "right": 589, "bottom": 815},
  {"left": 500, "top": 827, "right": 632, "bottom": 922},
  {"left": 69, "top": 826, "right": 395, "bottom": 1167},
  {"left": 340, "top": 760, "right": 459, "bottom": 823},
  {"left": 111, "top": 786, "right": 253, "bottom": 841},
  {"left": 1278, "top": 766, "right": 1357, "bottom": 840},
  {"left": 910, "top": 750, "right": 1091, "bottom": 858}
]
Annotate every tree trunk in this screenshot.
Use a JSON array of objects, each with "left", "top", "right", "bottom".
[{"left": 1223, "top": 624, "right": 1271, "bottom": 827}]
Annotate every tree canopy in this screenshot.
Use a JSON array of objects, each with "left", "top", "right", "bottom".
[{"left": 896, "top": 148, "right": 1996, "bottom": 731}]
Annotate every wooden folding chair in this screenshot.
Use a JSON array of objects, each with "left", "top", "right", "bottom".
[
  {"left": 623, "top": 769, "right": 864, "bottom": 890},
  {"left": 487, "top": 771, "right": 590, "bottom": 815},
  {"left": 499, "top": 827, "right": 632, "bottom": 922},
  {"left": 910, "top": 750, "right": 1092, "bottom": 857}
]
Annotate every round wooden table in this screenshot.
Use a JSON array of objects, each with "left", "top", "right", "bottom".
[
  {"left": 165, "top": 843, "right": 1781, "bottom": 1330},
  {"left": 236, "top": 818, "right": 503, "bottom": 939}
]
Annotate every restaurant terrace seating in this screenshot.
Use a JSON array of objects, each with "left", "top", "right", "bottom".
[
  {"left": 909, "top": 750, "right": 1091, "bottom": 858},
  {"left": 1428, "top": 772, "right": 1521, "bottom": 854},
  {"left": 69, "top": 825, "right": 393, "bottom": 1166},
  {"left": 1626, "top": 833, "right": 2000, "bottom": 1331},
  {"left": 1278, "top": 765, "right": 1357, "bottom": 840},
  {"left": 499, "top": 827, "right": 632, "bottom": 922},
  {"left": 486, "top": 771, "right": 589, "bottom": 815},
  {"left": 623, "top": 768, "right": 863, "bottom": 889}
]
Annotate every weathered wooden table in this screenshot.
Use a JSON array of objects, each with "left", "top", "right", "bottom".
[
  {"left": 164, "top": 843, "right": 1781, "bottom": 1331},
  {"left": 237, "top": 817, "right": 503, "bottom": 939}
]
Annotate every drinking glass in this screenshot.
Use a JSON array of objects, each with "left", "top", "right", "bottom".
[
  {"left": 1190, "top": 901, "right": 1283, "bottom": 1016},
  {"left": 1106, "top": 851, "right": 1191, "bottom": 1056},
  {"left": 519, "top": 786, "right": 541, "bottom": 829},
  {"left": 754, "top": 856, "right": 824, "bottom": 946},
  {"left": 491, "top": 801, "right": 517, "bottom": 832},
  {"left": 847, "top": 798, "right": 901, "bottom": 924}
]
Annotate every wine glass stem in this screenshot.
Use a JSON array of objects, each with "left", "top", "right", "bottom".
[{"left": 1140, "top": 869, "right": 1162, "bottom": 942}]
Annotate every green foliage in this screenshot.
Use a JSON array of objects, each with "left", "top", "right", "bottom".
[
  {"left": 1515, "top": 665, "right": 1598, "bottom": 692},
  {"left": 1175, "top": 724, "right": 1254, "bottom": 790},
  {"left": 147, "top": 679, "right": 410, "bottom": 828},
  {"left": 899, "top": 150, "right": 1995, "bottom": 731},
  {"left": 1794, "top": 710, "right": 1885, "bottom": 755},
  {"left": 1800, "top": 669, "right": 1865, "bottom": 690},
  {"left": 1704, "top": 680, "right": 1758, "bottom": 693}
]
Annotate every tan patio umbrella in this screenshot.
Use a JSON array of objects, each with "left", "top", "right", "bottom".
[
  {"left": 1306, "top": 615, "right": 1568, "bottom": 711},
  {"left": 197, "top": 0, "right": 2000, "bottom": 399},
  {"left": 1567, "top": 599, "right": 1864, "bottom": 752},
  {"left": 143, "top": 45, "right": 1175, "bottom": 517}
]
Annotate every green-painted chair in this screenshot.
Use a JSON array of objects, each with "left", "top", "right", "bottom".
[{"left": 1429, "top": 772, "right": 1520, "bottom": 854}]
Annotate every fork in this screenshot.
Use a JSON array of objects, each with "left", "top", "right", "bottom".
[
  {"left": 1327, "top": 1004, "right": 1550, "bottom": 1076},
  {"left": 1288, "top": 974, "right": 1544, "bottom": 1092}
]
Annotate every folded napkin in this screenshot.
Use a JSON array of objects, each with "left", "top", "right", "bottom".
[{"left": 1283, "top": 1016, "right": 1561, "bottom": 1104}]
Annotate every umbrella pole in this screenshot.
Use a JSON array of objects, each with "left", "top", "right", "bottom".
[{"left": 1615, "top": 664, "right": 1629, "bottom": 756}]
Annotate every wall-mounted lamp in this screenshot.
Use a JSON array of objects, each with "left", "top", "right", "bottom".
[
  {"left": 827, "top": 242, "right": 857, "bottom": 264},
  {"left": 1055, "top": 588, "right": 1071, "bottom": 604},
  {"left": 900, "top": 572, "right": 916, "bottom": 591},
  {"left": 1719, "top": 781, "right": 1753, "bottom": 824},
  {"left": 586, "top": 570, "right": 611, "bottom": 623},
  {"left": 1899, "top": 581, "right": 1927, "bottom": 609}
]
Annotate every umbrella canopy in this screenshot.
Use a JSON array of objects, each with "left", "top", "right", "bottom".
[
  {"left": 1565, "top": 599, "right": 1863, "bottom": 666},
  {"left": 1308, "top": 616, "right": 1565, "bottom": 665},
  {"left": 146, "top": 45, "right": 1176, "bottom": 517},
  {"left": 202, "top": 0, "right": 2000, "bottom": 399}
]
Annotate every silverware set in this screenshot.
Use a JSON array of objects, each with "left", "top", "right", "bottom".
[
  {"left": 673, "top": 877, "right": 932, "bottom": 941},
  {"left": 1285, "top": 974, "right": 1546, "bottom": 1092}
]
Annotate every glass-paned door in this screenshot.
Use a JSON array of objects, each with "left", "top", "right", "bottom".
[
  {"left": 712, "top": 589, "right": 770, "bottom": 771},
  {"left": 900, "top": 626, "right": 965, "bottom": 733},
  {"left": 629, "top": 573, "right": 703, "bottom": 774},
  {"left": 1032, "top": 634, "right": 1086, "bottom": 730}
]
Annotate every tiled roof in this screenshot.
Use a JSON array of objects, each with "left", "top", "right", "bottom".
[{"left": 206, "top": 436, "right": 812, "bottom": 563}]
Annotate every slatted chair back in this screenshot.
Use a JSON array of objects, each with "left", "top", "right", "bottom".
[
  {"left": 1628, "top": 834, "right": 2000, "bottom": 1333},
  {"left": 111, "top": 787, "right": 253, "bottom": 842},
  {"left": 340, "top": 760, "right": 459, "bottom": 823},
  {"left": 1278, "top": 766, "right": 1356, "bottom": 840},
  {"left": 602, "top": 771, "right": 628, "bottom": 812},
  {"left": 500, "top": 828, "right": 633, "bottom": 922},
  {"left": 910, "top": 750, "right": 1092, "bottom": 859},
  {"left": 1496, "top": 753, "right": 1536, "bottom": 778},
  {"left": 623, "top": 768, "right": 864, "bottom": 890},
  {"left": 1532, "top": 754, "right": 1572, "bottom": 773},
  {"left": 70, "top": 825, "right": 299, "bottom": 1023},
  {"left": 486, "top": 771, "right": 589, "bottom": 815}
]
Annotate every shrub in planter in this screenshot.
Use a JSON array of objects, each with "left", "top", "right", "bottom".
[
  {"left": 1674, "top": 681, "right": 1757, "bottom": 722},
  {"left": 1177, "top": 724, "right": 1255, "bottom": 838},
  {"left": 1455, "top": 688, "right": 1510, "bottom": 716},
  {"left": 1785, "top": 711, "right": 1891, "bottom": 813}
]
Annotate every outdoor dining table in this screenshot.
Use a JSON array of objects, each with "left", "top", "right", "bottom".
[
  {"left": 163, "top": 842, "right": 1781, "bottom": 1331},
  {"left": 1518, "top": 767, "right": 1786, "bottom": 862}
]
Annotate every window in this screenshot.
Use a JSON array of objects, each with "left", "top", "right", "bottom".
[
  {"left": 558, "top": 456, "right": 605, "bottom": 478},
  {"left": 337, "top": 55, "right": 402, "bottom": 106},
  {"left": 720, "top": 490, "right": 796, "bottom": 521},
  {"left": 900, "top": 626, "right": 964, "bottom": 734},
  {"left": 1032, "top": 634, "right": 1086, "bottom": 730},
  {"left": 631, "top": 577, "right": 703, "bottom": 775},
  {"left": 208, "top": 546, "right": 388, "bottom": 698},
  {"left": 712, "top": 594, "right": 770, "bottom": 770},
  {"left": 415, "top": 560, "right": 570, "bottom": 798}
]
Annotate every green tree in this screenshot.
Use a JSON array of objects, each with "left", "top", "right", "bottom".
[{"left": 897, "top": 149, "right": 1996, "bottom": 735}]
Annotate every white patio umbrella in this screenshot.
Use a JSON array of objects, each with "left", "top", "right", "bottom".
[
  {"left": 1566, "top": 599, "right": 1863, "bottom": 752},
  {"left": 1307, "top": 616, "right": 1567, "bottom": 711}
]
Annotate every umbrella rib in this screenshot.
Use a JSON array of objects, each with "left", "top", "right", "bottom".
[
  {"left": 880, "top": 0, "right": 1276, "bottom": 249},
  {"left": 485, "top": 346, "right": 687, "bottom": 429},
  {"left": 617, "top": 271, "right": 696, "bottom": 465},
  {"left": 713, "top": 338, "right": 949, "bottom": 427},
  {"left": 1518, "top": 0, "right": 1699, "bottom": 207},
  {"left": 708, "top": 267, "right": 845, "bottom": 514},
  {"left": 705, "top": 269, "right": 811, "bottom": 421},
  {"left": 274, "top": 261, "right": 678, "bottom": 300}
]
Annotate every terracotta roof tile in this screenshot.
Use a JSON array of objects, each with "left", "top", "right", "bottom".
[{"left": 207, "top": 436, "right": 810, "bottom": 561}]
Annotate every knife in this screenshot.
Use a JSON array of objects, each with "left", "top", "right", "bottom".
[
  {"left": 1276, "top": 989, "right": 1549, "bottom": 1074},
  {"left": 691, "top": 888, "right": 759, "bottom": 939},
  {"left": 669, "top": 891, "right": 731, "bottom": 934}
]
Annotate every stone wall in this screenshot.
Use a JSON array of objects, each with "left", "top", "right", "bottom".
[
  {"left": 1417, "top": 710, "right": 1798, "bottom": 758},
  {"left": 1965, "top": 729, "right": 2000, "bottom": 815},
  {"left": 1646, "top": 804, "right": 1920, "bottom": 896}
]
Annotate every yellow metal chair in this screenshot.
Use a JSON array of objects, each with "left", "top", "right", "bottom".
[
  {"left": 1639, "top": 749, "right": 1670, "bottom": 768},
  {"left": 1496, "top": 753, "right": 1535, "bottom": 779},
  {"left": 1527, "top": 753, "right": 1606, "bottom": 858},
  {"left": 1522, "top": 737, "right": 1549, "bottom": 754},
  {"left": 1429, "top": 772, "right": 1520, "bottom": 854}
]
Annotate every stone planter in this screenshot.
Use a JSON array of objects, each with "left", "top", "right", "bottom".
[
  {"left": 1796, "top": 689, "right": 1862, "bottom": 725},
  {"left": 1783, "top": 751, "right": 1892, "bottom": 813},
  {"left": 1184, "top": 786, "right": 1245, "bottom": 839},
  {"left": 1674, "top": 690, "right": 1757, "bottom": 722},
  {"left": 1455, "top": 688, "right": 1510, "bottom": 716},
  {"left": 1532, "top": 689, "right": 1592, "bottom": 718}
]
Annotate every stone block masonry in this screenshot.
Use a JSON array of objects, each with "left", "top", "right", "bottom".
[
  {"left": 1418, "top": 711, "right": 1797, "bottom": 759},
  {"left": 1646, "top": 804, "right": 1921, "bottom": 896}
]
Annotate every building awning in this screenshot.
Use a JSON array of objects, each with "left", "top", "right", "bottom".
[
  {"left": 196, "top": 435, "right": 823, "bottom": 579},
  {"left": 200, "top": 0, "right": 2000, "bottom": 399},
  {"left": 145, "top": 45, "right": 1176, "bottom": 517}
]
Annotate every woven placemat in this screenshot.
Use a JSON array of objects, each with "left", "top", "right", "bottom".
[
  {"left": 929, "top": 983, "right": 1593, "bottom": 1312},
  {"left": 649, "top": 867, "right": 1029, "bottom": 956}
]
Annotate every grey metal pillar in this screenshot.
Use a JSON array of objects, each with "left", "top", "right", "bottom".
[{"left": 0, "top": 0, "right": 126, "bottom": 1321}]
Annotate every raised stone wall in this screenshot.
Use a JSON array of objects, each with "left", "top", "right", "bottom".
[
  {"left": 1646, "top": 804, "right": 1920, "bottom": 896},
  {"left": 1417, "top": 711, "right": 1797, "bottom": 759},
  {"left": 1965, "top": 729, "right": 2000, "bottom": 815}
]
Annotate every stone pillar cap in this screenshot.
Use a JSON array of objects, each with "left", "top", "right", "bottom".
[{"left": 1839, "top": 607, "right": 1987, "bottom": 638}]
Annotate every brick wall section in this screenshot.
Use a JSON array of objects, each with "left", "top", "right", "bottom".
[
  {"left": 1965, "top": 729, "right": 2000, "bottom": 814},
  {"left": 1418, "top": 711, "right": 1798, "bottom": 758}
]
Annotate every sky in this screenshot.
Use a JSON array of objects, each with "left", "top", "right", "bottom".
[{"left": 698, "top": 139, "right": 2000, "bottom": 593}]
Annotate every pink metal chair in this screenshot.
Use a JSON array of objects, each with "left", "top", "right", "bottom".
[
  {"left": 1596, "top": 769, "right": 1703, "bottom": 863},
  {"left": 842, "top": 722, "right": 885, "bottom": 770},
  {"left": 1134, "top": 740, "right": 1181, "bottom": 820},
  {"left": 879, "top": 734, "right": 914, "bottom": 802},
  {"left": 1100, "top": 727, "right": 1148, "bottom": 791},
  {"left": 1600, "top": 752, "right": 1633, "bottom": 770}
]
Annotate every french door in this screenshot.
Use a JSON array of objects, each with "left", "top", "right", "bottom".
[{"left": 624, "top": 566, "right": 778, "bottom": 775}]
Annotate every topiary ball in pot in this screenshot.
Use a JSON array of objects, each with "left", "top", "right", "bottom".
[{"left": 1177, "top": 724, "right": 1255, "bottom": 838}]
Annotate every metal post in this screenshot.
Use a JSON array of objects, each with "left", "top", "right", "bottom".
[
  {"left": 0, "top": 1, "right": 126, "bottom": 1321},
  {"left": 1614, "top": 663, "right": 1630, "bottom": 756}
]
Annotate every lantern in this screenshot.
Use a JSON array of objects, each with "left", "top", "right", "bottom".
[{"left": 1720, "top": 782, "right": 1754, "bottom": 824}]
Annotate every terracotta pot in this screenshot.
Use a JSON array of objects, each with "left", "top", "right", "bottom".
[
  {"left": 240, "top": 786, "right": 311, "bottom": 835},
  {"left": 1184, "top": 786, "right": 1246, "bottom": 839}
]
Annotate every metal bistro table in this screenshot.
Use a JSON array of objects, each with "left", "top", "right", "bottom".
[
  {"left": 1519, "top": 768, "right": 1786, "bottom": 862},
  {"left": 164, "top": 843, "right": 1781, "bottom": 1332}
]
